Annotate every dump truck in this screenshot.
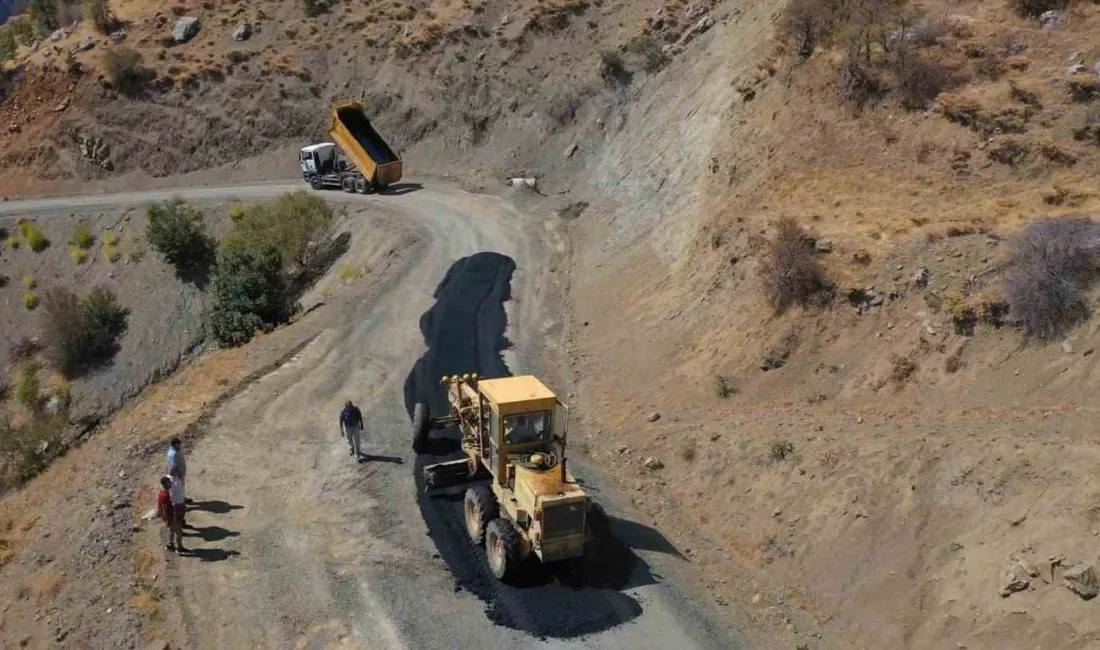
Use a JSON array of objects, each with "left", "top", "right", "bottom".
[
  {"left": 412, "top": 374, "right": 595, "bottom": 581},
  {"left": 300, "top": 100, "right": 402, "bottom": 193}
]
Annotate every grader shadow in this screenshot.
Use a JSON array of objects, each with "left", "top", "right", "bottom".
[{"left": 402, "top": 252, "right": 670, "bottom": 638}]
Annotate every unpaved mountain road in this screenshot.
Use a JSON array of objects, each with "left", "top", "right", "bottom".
[{"left": 1, "top": 183, "right": 741, "bottom": 649}]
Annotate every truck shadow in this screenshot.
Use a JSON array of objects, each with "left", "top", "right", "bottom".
[
  {"left": 380, "top": 182, "right": 423, "bottom": 196},
  {"left": 402, "top": 252, "right": 650, "bottom": 638}
]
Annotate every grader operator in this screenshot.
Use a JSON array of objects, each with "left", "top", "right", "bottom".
[{"left": 411, "top": 374, "right": 594, "bottom": 581}]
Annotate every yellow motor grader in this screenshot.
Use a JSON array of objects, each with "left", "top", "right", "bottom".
[{"left": 412, "top": 374, "right": 594, "bottom": 581}]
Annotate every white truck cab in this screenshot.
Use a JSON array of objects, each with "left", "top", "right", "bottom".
[{"left": 300, "top": 143, "right": 336, "bottom": 176}]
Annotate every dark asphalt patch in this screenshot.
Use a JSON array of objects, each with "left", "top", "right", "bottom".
[{"left": 402, "top": 252, "right": 653, "bottom": 639}]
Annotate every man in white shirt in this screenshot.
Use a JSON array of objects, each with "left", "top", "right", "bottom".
[
  {"left": 167, "top": 438, "right": 188, "bottom": 526},
  {"left": 167, "top": 473, "right": 187, "bottom": 549}
]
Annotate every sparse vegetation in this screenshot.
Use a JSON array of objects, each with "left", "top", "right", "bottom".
[
  {"left": 769, "top": 439, "right": 795, "bottom": 463},
  {"left": 1071, "top": 103, "right": 1100, "bottom": 145},
  {"left": 627, "top": 34, "right": 669, "bottom": 73},
  {"left": 146, "top": 199, "right": 215, "bottom": 284},
  {"left": 301, "top": 0, "right": 318, "bottom": 17},
  {"left": 70, "top": 224, "right": 95, "bottom": 250},
  {"left": 715, "top": 375, "right": 736, "bottom": 398},
  {"left": 16, "top": 361, "right": 41, "bottom": 410},
  {"left": 5, "top": 234, "right": 19, "bottom": 250},
  {"left": 679, "top": 439, "right": 697, "bottom": 463},
  {"left": 23, "top": 275, "right": 37, "bottom": 290},
  {"left": 760, "top": 218, "right": 831, "bottom": 311},
  {"left": 1009, "top": 0, "right": 1068, "bottom": 17},
  {"left": 221, "top": 191, "right": 335, "bottom": 272},
  {"left": 598, "top": 49, "right": 629, "bottom": 86},
  {"left": 0, "top": 26, "right": 16, "bottom": 62},
  {"left": 29, "top": 0, "right": 59, "bottom": 34},
  {"left": 889, "top": 47, "right": 953, "bottom": 110},
  {"left": 0, "top": 414, "right": 67, "bottom": 489},
  {"left": 41, "top": 287, "right": 130, "bottom": 377},
  {"left": 1005, "top": 218, "right": 1100, "bottom": 340},
  {"left": 22, "top": 292, "right": 39, "bottom": 311},
  {"left": 121, "top": 231, "right": 145, "bottom": 262},
  {"left": 10, "top": 337, "right": 42, "bottom": 362},
  {"left": 890, "top": 354, "right": 917, "bottom": 384},
  {"left": 337, "top": 264, "right": 364, "bottom": 281},
  {"left": 18, "top": 222, "right": 50, "bottom": 253},
  {"left": 68, "top": 247, "right": 89, "bottom": 264},
  {"left": 838, "top": 52, "right": 885, "bottom": 111},
  {"left": 104, "top": 47, "right": 150, "bottom": 97}
]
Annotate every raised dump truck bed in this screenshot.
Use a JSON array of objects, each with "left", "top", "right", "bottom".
[{"left": 299, "top": 100, "right": 403, "bottom": 193}]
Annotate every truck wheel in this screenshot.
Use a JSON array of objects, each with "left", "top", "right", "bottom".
[
  {"left": 464, "top": 484, "right": 498, "bottom": 546},
  {"left": 354, "top": 177, "right": 368, "bottom": 193},
  {"left": 412, "top": 402, "right": 430, "bottom": 453},
  {"left": 485, "top": 518, "right": 522, "bottom": 581},
  {"left": 342, "top": 177, "right": 355, "bottom": 193},
  {"left": 309, "top": 176, "right": 323, "bottom": 191}
]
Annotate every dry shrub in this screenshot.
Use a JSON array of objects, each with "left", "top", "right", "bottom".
[
  {"left": 838, "top": 52, "right": 885, "bottom": 111},
  {"left": 1005, "top": 218, "right": 1100, "bottom": 339},
  {"left": 988, "top": 139, "right": 1030, "bottom": 166},
  {"left": 104, "top": 47, "right": 150, "bottom": 97},
  {"left": 41, "top": 287, "right": 130, "bottom": 377},
  {"left": 769, "top": 440, "right": 795, "bottom": 463},
  {"left": 974, "top": 53, "right": 1006, "bottom": 80},
  {"left": 1074, "top": 103, "right": 1100, "bottom": 146},
  {"left": 679, "top": 440, "right": 697, "bottom": 463},
  {"left": 1067, "top": 77, "right": 1100, "bottom": 104},
  {"left": 760, "top": 219, "right": 831, "bottom": 311},
  {"left": 597, "top": 49, "right": 629, "bottom": 86},
  {"left": 9, "top": 337, "right": 41, "bottom": 362},
  {"left": 1037, "top": 140, "right": 1077, "bottom": 167},
  {"left": 890, "top": 354, "right": 917, "bottom": 384},
  {"left": 1009, "top": 81, "right": 1042, "bottom": 108},
  {"left": 715, "top": 375, "right": 736, "bottom": 398},
  {"left": 545, "top": 90, "right": 581, "bottom": 125},
  {"left": 627, "top": 34, "right": 669, "bottom": 73},
  {"left": 1010, "top": 0, "right": 1068, "bottom": 17},
  {"left": 890, "top": 47, "right": 954, "bottom": 110},
  {"left": 0, "top": 416, "right": 67, "bottom": 489}
]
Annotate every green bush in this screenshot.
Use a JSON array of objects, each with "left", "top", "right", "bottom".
[
  {"left": 208, "top": 241, "right": 291, "bottom": 347},
  {"left": 8, "top": 16, "right": 35, "bottom": 47},
  {"left": 28, "top": 0, "right": 59, "bottom": 33},
  {"left": 41, "top": 286, "right": 130, "bottom": 376},
  {"left": 0, "top": 26, "right": 16, "bottom": 62},
  {"left": 22, "top": 291, "right": 39, "bottom": 310},
  {"left": 224, "top": 191, "right": 335, "bottom": 271},
  {"left": 18, "top": 221, "right": 50, "bottom": 252},
  {"left": 22, "top": 274, "right": 37, "bottom": 290},
  {"left": 5, "top": 235, "right": 19, "bottom": 250},
  {"left": 71, "top": 224, "right": 95, "bottom": 249},
  {"left": 16, "top": 361, "right": 41, "bottom": 410},
  {"left": 104, "top": 46, "right": 149, "bottom": 96},
  {"left": 146, "top": 199, "right": 215, "bottom": 282},
  {"left": 0, "top": 415, "right": 67, "bottom": 489},
  {"left": 302, "top": 0, "right": 318, "bottom": 17}
]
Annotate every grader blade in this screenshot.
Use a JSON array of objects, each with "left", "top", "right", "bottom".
[{"left": 422, "top": 459, "right": 473, "bottom": 490}]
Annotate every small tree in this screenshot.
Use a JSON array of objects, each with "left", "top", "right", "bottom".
[
  {"left": 29, "top": 0, "right": 60, "bottom": 33},
  {"left": 223, "top": 191, "right": 335, "bottom": 271},
  {"left": 146, "top": 199, "right": 215, "bottom": 284},
  {"left": 41, "top": 286, "right": 130, "bottom": 376},
  {"left": 760, "top": 218, "right": 831, "bottom": 311},
  {"left": 208, "top": 242, "right": 291, "bottom": 347}
]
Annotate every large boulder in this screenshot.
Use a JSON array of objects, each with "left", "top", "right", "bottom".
[
  {"left": 232, "top": 23, "right": 252, "bottom": 42},
  {"left": 1064, "top": 563, "right": 1099, "bottom": 600},
  {"left": 173, "top": 17, "right": 200, "bottom": 44}
]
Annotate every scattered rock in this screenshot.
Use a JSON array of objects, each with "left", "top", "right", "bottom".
[
  {"left": 643, "top": 457, "right": 664, "bottom": 470},
  {"left": 751, "top": 592, "right": 762, "bottom": 604},
  {"left": 913, "top": 267, "right": 931, "bottom": 287},
  {"left": 678, "top": 15, "right": 714, "bottom": 46},
  {"left": 76, "top": 36, "right": 95, "bottom": 52},
  {"left": 44, "top": 395, "right": 63, "bottom": 415},
  {"left": 1063, "top": 563, "right": 1098, "bottom": 600},
  {"left": 476, "top": 50, "right": 486, "bottom": 62},
  {"left": 999, "top": 566, "right": 1029, "bottom": 597},
  {"left": 772, "top": 507, "right": 782, "bottom": 518},
  {"left": 1095, "top": 62, "right": 1100, "bottom": 78},
  {"left": 509, "top": 177, "right": 537, "bottom": 190},
  {"left": 814, "top": 238, "right": 833, "bottom": 253},
  {"left": 617, "top": 444, "right": 629, "bottom": 454},
  {"left": 949, "top": 541, "right": 963, "bottom": 552},
  {"left": 1062, "top": 340, "right": 1074, "bottom": 354},
  {"left": 1017, "top": 558, "right": 1040, "bottom": 578},
  {"left": 232, "top": 23, "right": 252, "bottom": 42},
  {"left": 38, "top": 440, "right": 50, "bottom": 454},
  {"left": 1068, "top": 51, "right": 1083, "bottom": 64},
  {"left": 1039, "top": 10, "right": 1061, "bottom": 30},
  {"left": 50, "top": 29, "right": 64, "bottom": 42},
  {"left": 564, "top": 143, "right": 577, "bottom": 159},
  {"left": 173, "top": 17, "right": 201, "bottom": 44},
  {"left": 1068, "top": 64, "right": 1088, "bottom": 76},
  {"left": 109, "top": 29, "right": 127, "bottom": 43},
  {"left": 647, "top": 412, "right": 661, "bottom": 422}
]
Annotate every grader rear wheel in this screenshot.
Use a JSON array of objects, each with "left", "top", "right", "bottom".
[{"left": 464, "top": 484, "right": 497, "bottom": 545}]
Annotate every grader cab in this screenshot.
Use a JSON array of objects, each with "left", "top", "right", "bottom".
[{"left": 412, "top": 374, "right": 592, "bottom": 580}]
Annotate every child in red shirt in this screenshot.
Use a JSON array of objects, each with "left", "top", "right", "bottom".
[{"left": 157, "top": 476, "right": 185, "bottom": 553}]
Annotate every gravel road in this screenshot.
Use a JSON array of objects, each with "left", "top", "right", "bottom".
[{"left": 0, "top": 182, "right": 741, "bottom": 649}]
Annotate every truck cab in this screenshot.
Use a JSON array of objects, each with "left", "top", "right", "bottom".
[{"left": 299, "top": 143, "right": 336, "bottom": 177}]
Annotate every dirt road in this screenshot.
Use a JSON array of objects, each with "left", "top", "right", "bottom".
[{"left": 1, "top": 182, "right": 739, "bottom": 649}]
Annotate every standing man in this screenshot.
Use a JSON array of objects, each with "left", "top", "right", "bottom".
[
  {"left": 340, "top": 400, "right": 365, "bottom": 459},
  {"left": 167, "top": 438, "right": 188, "bottom": 526},
  {"left": 158, "top": 476, "right": 186, "bottom": 553}
]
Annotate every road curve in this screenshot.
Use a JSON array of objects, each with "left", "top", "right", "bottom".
[{"left": 0, "top": 182, "right": 741, "bottom": 649}]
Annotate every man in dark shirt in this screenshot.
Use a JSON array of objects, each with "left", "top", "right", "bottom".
[{"left": 340, "top": 400, "right": 365, "bottom": 459}]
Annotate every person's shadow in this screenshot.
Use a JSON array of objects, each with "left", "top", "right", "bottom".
[
  {"left": 184, "top": 548, "right": 240, "bottom": 563},
  {"left": 358, "top": 454, "right": 404, "bottom": 464},
  {"left": 185, "top": 526, "right": 241, "bottom": 543},
  {"left": 188, "top": 500, "right": 243, "bottom": 515}
]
